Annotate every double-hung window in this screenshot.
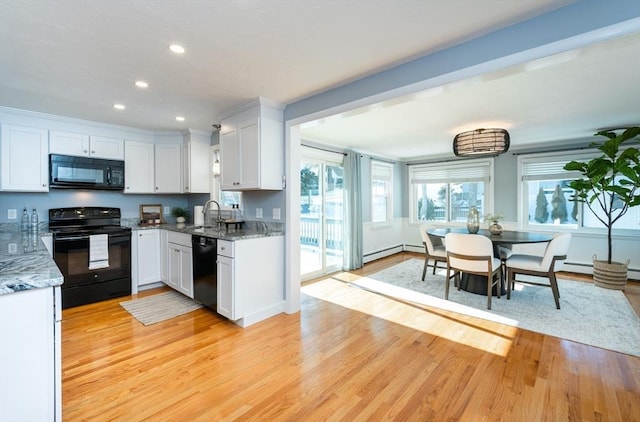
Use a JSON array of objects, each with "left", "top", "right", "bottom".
[
  {"left": 519, "top": 151, "right": 640, "bottom": 231},
  {"left": 371, "top": 160, "right": 393, "bottom": 224},
  {"left": 410, "top": 159, "right": 492, "bottom": 223},
  {"left": 519, "top": 153, "right": 580, "bottom": 228}
]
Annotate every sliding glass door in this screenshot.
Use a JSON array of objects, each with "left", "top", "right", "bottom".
[{"left": 300, "top": 152, "right": 344, "bottom": 279}]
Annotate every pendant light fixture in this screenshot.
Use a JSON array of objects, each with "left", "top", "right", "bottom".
[{"left": 453, "top": 128, "right": 510, "bottom": 157}]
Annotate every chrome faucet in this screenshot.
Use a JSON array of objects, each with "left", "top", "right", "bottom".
[{"left": 202, "top": 199, "right": 223, "bottom": 228}]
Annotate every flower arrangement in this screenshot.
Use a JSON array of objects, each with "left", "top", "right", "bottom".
[{"left": 484, "top": 213, "right": 504, "bottom": 224}]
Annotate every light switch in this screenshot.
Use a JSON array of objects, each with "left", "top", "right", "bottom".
[
  {"left": 256, "top": 208, "right": 263, "bottom": 219},
  {"left": 7, "top": 209, "right": 17, "bottom": 219},
  {"left": 273, "top": 208, "right": 281, "bottom": 220}
]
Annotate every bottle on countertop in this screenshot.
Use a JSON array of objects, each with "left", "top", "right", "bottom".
[
  {"left": 21, "top": 207, "right": 30, "bottom": 232},
  {"left": 31, "top": 208, "right": 39, "bottom": 232}
]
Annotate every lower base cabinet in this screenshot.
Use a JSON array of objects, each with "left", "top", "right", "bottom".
[
  {"left": 217, "top": 236, "right": 284, "bottom": 327},
  {"left": 132, "top": 229, "right": 161, "bottom": 293},
  {"left": 0, "top": 287, "right": 61, "bottom": 421},
  {"left": 166, "top": 231, "right": 193, "bottom": 298}
]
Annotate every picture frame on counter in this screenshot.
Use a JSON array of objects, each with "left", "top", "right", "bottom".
[{"left": 140, "top": 204, "right": 162, "bottom": 225}]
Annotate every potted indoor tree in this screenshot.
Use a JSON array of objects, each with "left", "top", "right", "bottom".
[{"left": 563, "top": 126, "right": 640, "bottom": 289}]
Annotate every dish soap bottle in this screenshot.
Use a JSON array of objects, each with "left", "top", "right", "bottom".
[
  {"left": 21, "top": 207, "right": 30, "bottom": 232},
  {"left": 31, "top": 208, "right": 39, "bottom": 232}
]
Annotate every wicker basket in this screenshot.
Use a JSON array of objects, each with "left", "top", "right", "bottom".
[{"left": 592, "top": 255, "right": 629, "bottom": 290}]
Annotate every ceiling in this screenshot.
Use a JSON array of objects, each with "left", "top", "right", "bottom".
[{"left": 1, "top": 1, "right": 638, "bottom": 161}]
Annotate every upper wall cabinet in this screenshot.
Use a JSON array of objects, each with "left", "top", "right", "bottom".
[
  {"left": 124, "top": 141, "right": 183, "bottom": 194},
  {"left": 154, "top": 144, "right": 182, "bottom": 193},
  {"left": 0, "top": 124, "right": 49, "bottom": 192},
  {"left": 183, "top": 130, "right": 211, "bottom": 194},
  {"left": 219, "top": 97, "right": 284, "bottom": 191},
  {"left": 124, "top": 140, "right": 155, "bottom": 193},
  {"left": 50, "top": 131, "right": 124, "bottom": 160}
]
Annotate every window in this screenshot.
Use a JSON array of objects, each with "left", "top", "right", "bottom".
[
  {"left": 519, "top": 151, "right": 639, "bottom": 231},
  {"left": 211, "top": 146, "right": 241, "bottom": 208},
  {"left": 520, "top": 155, "right": 580, "bottom": 228},
  {"left": 410, "top": 159, "right": 492, "bottom": 223},
  {"left": 371, "top": 161, "right": 393, "bottom": 223}
]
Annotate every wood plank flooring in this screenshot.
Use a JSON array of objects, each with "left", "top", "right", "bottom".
[{"left": 62, "top": 253, "right": 640, "bottom": 421}]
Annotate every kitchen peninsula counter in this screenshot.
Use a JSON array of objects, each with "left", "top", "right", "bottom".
[
  {"left": 0, "top": 230, "right": 63, "bottom": 295},
  {"left": 130, "top": 222, "right": 284, "bottom": 241}
]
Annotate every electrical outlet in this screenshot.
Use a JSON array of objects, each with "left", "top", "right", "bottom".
[
  {"left": 273, "top": 208, "right": 281, "bottom": 220},
  {"left": 7, "top": 209, "right": 17, "bottom": 219},
  {"left": 256, "top": 208, "right": 263, "bottom": 219},
  {"left": 164, "top": 206, "right": 170, "bottom": 215}
]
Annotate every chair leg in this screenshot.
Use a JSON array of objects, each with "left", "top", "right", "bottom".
[
  {"left": 445, "top": 266, "right": 451, "bottom": 300},
  {"left": 506, "top": 268, "right": 511, "bottom": 300},
  {"left": 432, "top": 261, "right": 437, "bottom": 275},
  {"left": 549, "top": 271, "right": 561, "bottom": 309},
  {"left": 486, "top": 270, "right": 492, "bottom": 310},
  {"left": 422, "top": 258, "right": 428, "bottom": 281}
]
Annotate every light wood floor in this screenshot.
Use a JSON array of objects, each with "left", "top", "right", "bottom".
[{"left": 62, "top": 253, "right": 640, "bottom": 421}]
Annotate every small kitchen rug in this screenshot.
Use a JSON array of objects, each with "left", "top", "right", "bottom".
[{"left": 120, "top": 291, "right": 203, "bottom": 326}]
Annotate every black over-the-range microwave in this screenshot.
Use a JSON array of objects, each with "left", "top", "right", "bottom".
[{"left": 49, "top": 154, "right": 125, "bottom": 190}]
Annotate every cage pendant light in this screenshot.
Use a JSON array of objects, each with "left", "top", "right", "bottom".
[{"left": 453, "top": 128, "right": 510, "bottom": 157}]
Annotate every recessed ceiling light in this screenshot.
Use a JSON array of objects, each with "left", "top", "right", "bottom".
[
  {"left": 113, "top": 104, "right": 125, "bottom": 110},
  {"left": 176, "top": 116, "right": 185, "bottom": 122},
  {"left": 135, "top": 80, "right": 148, "bottom": 88},
  {"left": 169, "top": 44, "right": 185, "bottom": 54}
]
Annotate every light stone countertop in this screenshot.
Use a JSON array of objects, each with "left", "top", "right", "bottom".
[
  {"left": 128, "top": 221, "right": 284, "bottom": 241},
  {"left": 0, "top": 230, "right": 63, "bottom": 295}
]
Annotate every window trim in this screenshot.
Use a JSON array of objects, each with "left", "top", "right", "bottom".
[
  {"left": 409, "top": 158, "right": 494, "bottom": 225},
  {"left": 517, "top": 150, "right": 639, "bottom": 234},
  {"left": 371, "top": 160, "right": 394, "bottom": 225}
]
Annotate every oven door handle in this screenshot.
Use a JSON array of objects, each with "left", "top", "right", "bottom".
[{"left": 54, "top": 235, "right": 89, "bottom": 241}]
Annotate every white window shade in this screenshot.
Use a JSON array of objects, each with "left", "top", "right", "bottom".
[{"left": 411, "top": 160, "right": 491, "bottom": 184}]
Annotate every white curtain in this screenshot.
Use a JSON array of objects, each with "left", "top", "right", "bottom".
[{"left": 343, "top": 150, "right": 363, "bottom": 270}]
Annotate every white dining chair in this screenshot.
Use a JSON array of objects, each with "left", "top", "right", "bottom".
[
  {"left": 419, "top": 224, "right": 447, "bottom": 280},
  {"left": 445, "top": 232, "right": 503, "bottom": 310},
  {"left": 505, "top": 233, "right": 572, "bottom": 309}
]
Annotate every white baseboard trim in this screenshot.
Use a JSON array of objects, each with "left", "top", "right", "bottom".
[
  {"left": 235, "top": 301, "right": 286, "bottom": 328},
  {"left": 363, "top": 245, "right": 404, "bottom": 264}
]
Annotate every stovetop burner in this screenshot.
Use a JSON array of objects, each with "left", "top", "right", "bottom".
[{"left": 49, "top": 207, "right": 129, "bottom": 234}]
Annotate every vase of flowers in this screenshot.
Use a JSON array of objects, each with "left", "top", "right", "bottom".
[{"left": 485, "top": 213, "right": 504, "bottom": 235}]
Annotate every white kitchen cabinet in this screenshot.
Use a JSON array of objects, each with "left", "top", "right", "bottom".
[
  {"left": 155, "top": 143, "right": 182, "bottom": 193},
  {"left": 89, "top": 135, "right": 125, "bottom": 159},
  {"left": 0, "top": 124, "right": 49, "bottom": 192},
  {"left": 160, "top": 229, "right": 169, "bottom": 283},
  {"left": 50, "top": 131, "right": 124, "bottom": 159},
  {"left": 183, "top": 135, "right": 210, "bottom": 193},
  {"left": 167, "top": 231, "right": 193, "bottom": 298},
  {"left": 217, "top": 240, "right": 235, "bottom": 319},
  {"left": 49, "top": 130, "right": 89, "bottom": 156},
  {"left": 216, "top": 236, "right": 284, "bottom": 327},
  {"left": 124, "top": 141, "right": 182, "bottom": 194},
  {"left": 0, "top": 287, "right": 61, "bottom": 422},
  {"left": 124, "top": 140, "right": 155, "bottom": 193},
  {"left": 220, "top": 97, "right": 284, "bottom": 191},
  {"left": 132, "top": 229, "right": 161, "bottom": 293}
]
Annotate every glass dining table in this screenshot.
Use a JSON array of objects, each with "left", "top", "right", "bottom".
[{"left": 427, "top": 227, "right": 555, "bottom": 296}]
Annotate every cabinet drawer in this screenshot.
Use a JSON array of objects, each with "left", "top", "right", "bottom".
[
  {"left": 217, "top": 240, "right": 234, "bottom": 258},
  {"left": 168, "top": 231, "right": 191, "bottom": 247}
]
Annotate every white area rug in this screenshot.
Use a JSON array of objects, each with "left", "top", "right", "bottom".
[
  {"left": 120, "top": 291, "right": 203, "bottom": 326},
  {"left": 353, "top": 259, "right": 640, "bottom": 357}
]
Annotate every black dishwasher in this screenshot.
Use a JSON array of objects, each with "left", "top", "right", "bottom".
[{"left": 192, "top": 235, "right": 217, "bottom": 310}]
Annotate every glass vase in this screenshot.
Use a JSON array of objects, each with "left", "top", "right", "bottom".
[{"left": 467, "top": 206, "right": 480, "bottom": 234}]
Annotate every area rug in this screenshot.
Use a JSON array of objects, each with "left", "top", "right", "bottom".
[
  {"left": 351, "top": 259, "right": 640, "bottom": 357},
  {"left": 120, "top": 291, "right": 203, "bottom": 326}
]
